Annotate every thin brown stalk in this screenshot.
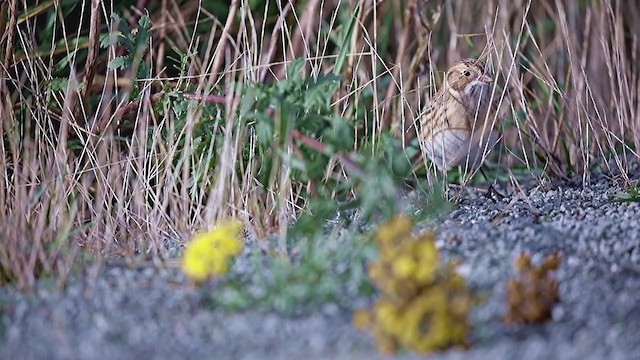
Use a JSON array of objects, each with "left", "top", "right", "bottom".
[
  {"left": 209, "top": 0, "right": 239, "bottom": 85},
  {"left": 80, "top": 0, "right": 102, "bottom": 104},
  {"left": 2, "top": 0, "right": 17, "bottom": 70}
]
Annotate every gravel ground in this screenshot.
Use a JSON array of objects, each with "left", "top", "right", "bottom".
[{"left": 2, "top": 173, "right": 640, "bottom": 359}]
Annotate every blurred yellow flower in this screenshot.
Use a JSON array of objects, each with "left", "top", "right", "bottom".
[
  {"left": 392, "top": 254, "right": 416, "bottom": 279},
  {"left": 375, "top": 215, "right": 412, "bottom": 246},
  {"left": 413, "top": 240, "right": 439, "bottom": 283},
  {"left": 181, "top": 219, "right": 244, "bottom": 282},
  {"left": 354, "top": 215, "right": 472, "bottom": 355}
]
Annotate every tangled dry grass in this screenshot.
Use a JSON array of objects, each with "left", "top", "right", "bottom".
[{"left": 0, "top": 0, "right": 638, "bottom": 288}]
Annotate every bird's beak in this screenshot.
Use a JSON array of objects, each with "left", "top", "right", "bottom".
[{"left": 478, "top": 74, "right": 493, "bottom": 83}]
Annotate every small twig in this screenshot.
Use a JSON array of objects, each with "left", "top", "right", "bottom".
[{"left": 182, "top": 92, "right": 238, "bottom": 105}]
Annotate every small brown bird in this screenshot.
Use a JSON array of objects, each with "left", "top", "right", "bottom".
[{"left": 418, "top": 58, "right": 500, "bottom": 174}]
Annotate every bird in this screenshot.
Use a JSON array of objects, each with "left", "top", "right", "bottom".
[{"left": 417, "top": 58, "right": 500, "bottom": 176}]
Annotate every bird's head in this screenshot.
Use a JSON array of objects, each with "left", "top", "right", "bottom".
[{"left": 445, "top": 58, "right": 493, "bottom": 98}]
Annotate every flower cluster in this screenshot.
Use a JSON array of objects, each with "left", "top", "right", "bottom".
[
  {"left": 353, "top": 215, "right": 472, "bottom": 355},
  {"left": 181, "top": 219, "right": 244, "bottom": 282},
  {"left": 504, "top": 252, "right": 561, "bottom": 324}
]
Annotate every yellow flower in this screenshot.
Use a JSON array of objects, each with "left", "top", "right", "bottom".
[
  {"left": 375, "top": 299, "right": 402, "bottom": 334},
  {"left": 413, "top": 240, "right": 439, "bottom": 284},
  {"left": 356, "top": 215, "right": 473, "bottom": 355},
  {"left": 181, "top": 219, "right": 244, "bottom": 282},
  {"left": 392, "top": 254, "right": 416, "bottom": 279},
  {"left": 375, "top": 215, "right": 413, "bottom": 246}
]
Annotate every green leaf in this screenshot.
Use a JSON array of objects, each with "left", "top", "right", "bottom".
[
  {"left": 100, "top": 33, "right": 121, "bottom": 48},
  {"left": 108, "top": 56, "right": 129, "bottom": 70},
  {"left": 333, "top": 3, "right": 360, "bottom": 76},
  {"left": 286, "top": 59, "right": 306, "bottom": 79},
  {"left": 322, "top": 115, "right": 354, "bottom": 152}
]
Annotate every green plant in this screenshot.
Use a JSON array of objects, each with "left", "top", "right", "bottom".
[
  {"left": 181, "top": 56, "right": 454, "bottom": 315},
  {"left": 611, "top": 181, "right": 640, "bottom": 203},
  {"left": 208, "top": 231, "right": 377, "bottom": 315},
  {"left": 100, "top": 13, "right": 152, "bottom": 96},
  {"left": 237, "top": 59, "right": 420, "bottom": 234}
]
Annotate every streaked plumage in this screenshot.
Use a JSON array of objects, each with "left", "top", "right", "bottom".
[{"left": 418, "top": 58, "right": 499, "bottom": 173}]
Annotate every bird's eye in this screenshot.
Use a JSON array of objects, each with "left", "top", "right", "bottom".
[{"left": 463, "top": 70, "right": 471, "bottom": 77}]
